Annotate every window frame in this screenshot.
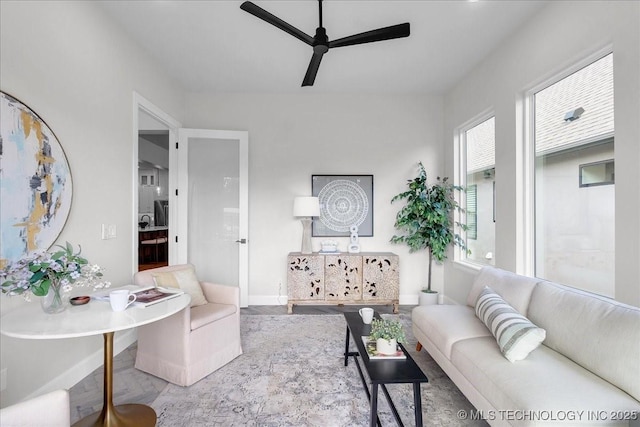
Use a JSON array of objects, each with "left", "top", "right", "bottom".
[
  {"left": 454, "top": 110, "right": 496, "bottom": 268},
  {"left": 523, "top": 46, "right": 614, "bottom": 279},
  {"left": 579, "top": 157, "right": 615, "bottom": 188}
]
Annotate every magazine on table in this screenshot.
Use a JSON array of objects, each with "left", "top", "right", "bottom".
[
  {"left": 130, "top": 286, "right": 184, "bottom": 307},
  {"left": 361, "top": 336, "right": 406, "bottom": 360},
  {"left": 92, "top": 285, "right": 184, "bottom": 308}
]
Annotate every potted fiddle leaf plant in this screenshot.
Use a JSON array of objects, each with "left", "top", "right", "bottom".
[
  {"left": 391, "top": 162, "right": 468, "bottom": 305},
  {"left": 369, "top": 318, "right": 406, "bottom": 355}
]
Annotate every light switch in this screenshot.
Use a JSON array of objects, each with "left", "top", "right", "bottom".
[{"left": 101, "top": 224, "right": 117, "bottom": 240}]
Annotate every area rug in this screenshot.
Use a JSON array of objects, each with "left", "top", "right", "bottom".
[{"left": 151, "top": 314, "right": 484, "bottom": 426}]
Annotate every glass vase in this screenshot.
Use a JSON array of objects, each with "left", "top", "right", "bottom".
[{"left": 41, "top": 281, "right": 66, "bottom": 314}]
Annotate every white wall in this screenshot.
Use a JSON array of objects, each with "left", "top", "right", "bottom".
[
  {"left": 443, "top": 1, "right": 640, "bottom": 307},
  {"left": 139, "top": 138, "right": 170, "bottom": 170},
  {"left": 183, "top": 93, "right": 445, "bottom": 305},
  {"left": 0, "top": 1, "right": 184, "bottom": 406}
]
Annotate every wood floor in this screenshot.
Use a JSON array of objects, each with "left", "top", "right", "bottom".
[{"left": 137, "top": 261, "right": 168, "bottom": 272}]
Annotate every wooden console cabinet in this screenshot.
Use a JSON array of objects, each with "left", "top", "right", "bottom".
[{"left": 287, "top": 252, "right": 399, "bottom": 314}]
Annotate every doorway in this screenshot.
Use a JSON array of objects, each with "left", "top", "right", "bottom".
[
  {"left": 133, "top": 93, "right": 181, "bottom": 274},
  {"left": 138, "top": 111, "right": 169, "bottom": 271},
  {"left": 133, "top": 94, "right": 249, "bottom": 307}
]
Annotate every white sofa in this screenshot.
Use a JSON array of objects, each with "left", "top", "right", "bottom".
[{"left": 412, "top": 266, "right": 640, "bottom": 426}]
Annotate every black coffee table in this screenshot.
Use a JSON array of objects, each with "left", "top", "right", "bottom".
[{"left": 343, "top": 311, "right": 429, "bottom": 427}]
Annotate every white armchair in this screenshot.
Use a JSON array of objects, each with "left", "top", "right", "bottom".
[
  {"left": 0, "top": 389, "right": 70, "bottom": 426},
  {"left": 133, "top": 264, "right": 242, "bottom": 386}
]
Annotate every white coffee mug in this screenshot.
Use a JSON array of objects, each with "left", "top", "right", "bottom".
[
  {"left": 359, "top": 307, "right": 374, "bottom": 324},
  {"left": 110, "top": 290, "right": 136, "bottom": 312}
]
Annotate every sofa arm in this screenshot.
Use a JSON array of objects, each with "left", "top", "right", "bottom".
[
  {"left": 200, "top": 281, "right": 240, "bottom": 306},
  {"left": 0, "top": 389, "right": 70, "bottom": 426}
]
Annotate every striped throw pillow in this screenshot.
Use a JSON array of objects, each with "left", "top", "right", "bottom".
[{"left": 475, "top": 286, "right": 546, "bottom": 362}]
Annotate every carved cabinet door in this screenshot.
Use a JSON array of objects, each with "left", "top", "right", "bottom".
[
  {"left": 362, "top": 255, "right": 399, "bottom": 301},
  {"left": 287, "top": 255, "right": 324, "bottom": 300},
  {"left": 325, "top": 255, "right": 363, "bottom": 301}
]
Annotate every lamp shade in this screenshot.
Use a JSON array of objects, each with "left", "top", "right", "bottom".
[{"left": 293, "top": 196, "right": 320, "bottom": 217}]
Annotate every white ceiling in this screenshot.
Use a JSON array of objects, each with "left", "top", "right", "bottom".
[{"left": 98, "top": 0, "right": 549, "bottom": 94}]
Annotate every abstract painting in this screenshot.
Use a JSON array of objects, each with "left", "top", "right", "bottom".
[
  {"left": 312, "top": 175, "right": 373, "bottom": 237},
  {"left": 0, "top": 92, "right": 73, "bottom": 266}
]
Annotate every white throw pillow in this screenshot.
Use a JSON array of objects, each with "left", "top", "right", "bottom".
[
  {"left": 475, "top": 286, "right": 546, "bottom": 362},
  {"left": 152, "top": 267, "right": 208, "bottom": 307}
]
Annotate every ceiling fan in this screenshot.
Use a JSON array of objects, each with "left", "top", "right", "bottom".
[{"left": 240, "top": 0, "right": 410, "bottom": 87}]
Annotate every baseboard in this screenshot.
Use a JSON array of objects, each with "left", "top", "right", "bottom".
[
  {"left": 248, "top": 294, "right": 454, "bottom": 307},
  {"left": 401, "top": 293, "right": 455, "bottom": 306},
  {"left": 399, "top": 294, "right": 418, "bottom": 305},
  {"left": 25, "top": 329, "right": 137, "bottom": 401},
  {"left": 248, "top": 295, "right": 288, "bottom": 306}
]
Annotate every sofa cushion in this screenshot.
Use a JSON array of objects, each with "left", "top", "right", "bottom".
[
  {"left": 451, "top": 336, "right": 640, "bottom": 420},
  {"left": 528, "top": 280, "right": 640, "bottom": 402},
  {"left": 190, "top": 302, "right": 237, "bottom": 330},
  {"left": 412, "top": 305, "right": 491, "bottom": 359},
  {"left": 152, "top": 266, "right": 208, "bottom": 307},
  {"left": 476, "top": 286, "right": 546, "bottom": 362},
  {"left": 467, "top": 266, "right": 539, "bottom": 315}
]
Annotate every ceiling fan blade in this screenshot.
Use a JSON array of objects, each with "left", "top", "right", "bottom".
[
  {"left": 328, "top": 23, "right": 410, "bottom": 49},
  {"left": 240, "top": 1, "right": 314, "bottom": 46},
  {"left": 302, "top": 51, "right": 325, "bottom": 87}
]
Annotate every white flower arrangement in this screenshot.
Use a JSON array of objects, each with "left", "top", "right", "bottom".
[{"left": 0, "top": 242, "right": 110, "bottom": 301}]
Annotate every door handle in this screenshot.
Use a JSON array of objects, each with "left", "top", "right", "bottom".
[{"left": 235, "top": 238, "right": 247, "bottom": 244}]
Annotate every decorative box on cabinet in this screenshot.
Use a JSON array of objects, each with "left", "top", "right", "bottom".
[{"left": 287, "top": 252, "right": 399, "bottom": 314}]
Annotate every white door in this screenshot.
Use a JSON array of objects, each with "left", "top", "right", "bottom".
[{"left": 176, "top": 129, "right": 249, "bottom": 307}]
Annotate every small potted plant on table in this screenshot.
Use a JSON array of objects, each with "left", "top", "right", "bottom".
[{"left": 369, "top": 318, "right": 406, "bottom": 355}]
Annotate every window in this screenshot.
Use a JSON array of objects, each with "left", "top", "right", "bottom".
[
  {"left": 459, "top": 116, "right": 495, "bottom": 266},
  {"left": 139, "top": 169, "right": 157, "bottom": 186},
  {"left": 466, "top": 185, "right": 478, "bottom": 240},
  {"left": 579, "top": 158, "right": 614, "bottom": 187},
  {"left": 532, "top": 53, "right": 614, "bottom": 296}
]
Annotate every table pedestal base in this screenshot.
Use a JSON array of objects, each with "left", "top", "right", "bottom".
[
  {"left": 72, "top": 332, "right": 157, "bottom": 427},
  {"left": 73, "top": 404, "right": 156, "bottom": 427}
]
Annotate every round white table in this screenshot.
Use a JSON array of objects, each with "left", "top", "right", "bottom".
[{"left": 0, "top": 292, "right": 191, "bottom": 427}]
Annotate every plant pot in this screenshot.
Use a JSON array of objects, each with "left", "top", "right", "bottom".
[
  {"left": 376, "top": 338, "right": 397, "bottom": 355},
  {"left": 419, "top": 291, "right": 439, "bottom": 306},
  {"left": 41, "top": 282, "right": 66, "bottom": 314}
]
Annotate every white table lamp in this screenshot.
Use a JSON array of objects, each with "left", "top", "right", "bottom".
[{"left": 293, "top": 196, "right": 320, "bottom": 254}]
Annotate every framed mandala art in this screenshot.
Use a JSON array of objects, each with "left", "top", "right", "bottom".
[
  {"left": 311, "top": 175, "right": 373, "bottom": 237},
  {"left": 0, "top": 92, "right": 73, "bottom": 266}
]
